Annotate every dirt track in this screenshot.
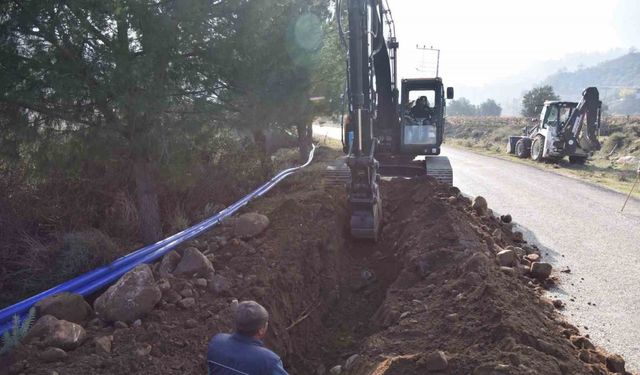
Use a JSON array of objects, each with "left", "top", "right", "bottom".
[{"left": 2, "top": 150, "right": 634, "bottom": 374}]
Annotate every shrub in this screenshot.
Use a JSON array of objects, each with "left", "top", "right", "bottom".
[
  {"left": 0, "top": 307, "right": 36, "bottom": 355},
  {"left": 603, "top": 132, "right": 626, "bottom": 153},
  {"left": 54, "top": 229, "right": 119, "bottom": 283}
]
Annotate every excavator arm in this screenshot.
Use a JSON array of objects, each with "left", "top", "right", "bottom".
[{"left": 341, "top": 0, "right": 396, "bottom": 240}]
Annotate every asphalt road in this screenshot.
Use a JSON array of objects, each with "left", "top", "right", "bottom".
[{"left": 314, "top": 124, "right": 640, "bottom": 371}]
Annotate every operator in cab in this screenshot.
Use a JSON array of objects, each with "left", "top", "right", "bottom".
[
  {"left": 207, "top": 300, "right": 289, "bottom": 375},
  {"left": 409, "top": 96, "right": 432, "bottom": 118}
]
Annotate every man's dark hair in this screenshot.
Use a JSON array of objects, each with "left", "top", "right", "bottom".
[{"left": 235, "top": 301, "right": 269, "bottom": 336}]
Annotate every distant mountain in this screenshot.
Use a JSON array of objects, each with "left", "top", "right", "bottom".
[
  {"left": 545, "top": 52, "right": 640, "bottom": 98},
  {"left": 544, "top": 52, "right": 640, "bottom": 115},
  {"left": 454, "top": 48, "right": 629, "bottom": 115}
]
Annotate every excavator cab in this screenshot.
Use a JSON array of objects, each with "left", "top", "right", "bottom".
[{"left": 399, "top": 78, "right": 454, "bottom": 155}]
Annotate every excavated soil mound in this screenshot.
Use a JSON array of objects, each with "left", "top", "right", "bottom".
[{"left": 2, "top": 167, "right": 632, "bottom": 375}]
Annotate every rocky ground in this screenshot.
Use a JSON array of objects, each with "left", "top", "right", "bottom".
[{"left": 0, "top": 151, "right": 634, "bottom": 374}]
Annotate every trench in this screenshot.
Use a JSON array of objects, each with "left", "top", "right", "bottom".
[{"left": 283, "top": 237, "right": 402, "bottom": 375}]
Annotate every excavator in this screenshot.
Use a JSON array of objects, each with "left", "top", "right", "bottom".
[
  {"left": 336, "top": 0, "right": 454, "bottom": 240},
  {"left": 506, "top": 87, "right": 602, "bottom": 164}
]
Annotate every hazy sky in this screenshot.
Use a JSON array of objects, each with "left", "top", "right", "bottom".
[{"left": 386, "top": 0, "right": 639, "bottom": 88}]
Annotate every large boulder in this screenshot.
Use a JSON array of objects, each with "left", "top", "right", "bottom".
[
  {"left": 26, "top": 315, "right": 87, "bottom": 350},
  {"left": 233, "top": 212, "right": 270, "bottom": 239},
  {"left": 471, "top": 196, "right": 488, "bottom": 216},
  {"left": 173, "top": 247, "right": 214, "bottom": 278},
  {"left": 34, "top": 292, "right": 93, "bottom": 324},
  {"left": 530, "top": 262, "right": 552, "bottom": 280},
  {"left": 496, "top": 249, "right": 517, "bottom": 267},
  {"left": 94, "top": 264, "right": 161, "bottom": 323}
]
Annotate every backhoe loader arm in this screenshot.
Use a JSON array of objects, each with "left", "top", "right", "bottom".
[{"left": 563, "top": 87, "right": 602, "bottom": 153}]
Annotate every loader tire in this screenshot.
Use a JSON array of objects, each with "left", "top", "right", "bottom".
[
  {"left": 515, "top": 139, "right": 530, "bottom": 158},
  {"left": 531, "top": 136, "right": 544, "bottom": 162}
]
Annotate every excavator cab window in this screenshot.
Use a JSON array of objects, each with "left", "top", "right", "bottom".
[
  {"left": 406, "top": 90, "right": 436, "bottom": 120},
  {"left": 559, "top": 107, "right": 573, "bottom": 128},
  {"left": 543, "top": 105, "right": 559, "bottom": 128}
]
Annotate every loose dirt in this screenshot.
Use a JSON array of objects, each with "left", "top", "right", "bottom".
[{"left": 2, "top": 151, "right": 633, "bottom": 374}]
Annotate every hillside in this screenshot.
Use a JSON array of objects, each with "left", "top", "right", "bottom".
[{"left": 544, "top": 52, "right": 640, "bottom": 114}]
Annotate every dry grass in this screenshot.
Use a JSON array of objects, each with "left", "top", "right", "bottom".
[{"left": 445, "top": 116, "right": 640, "bottom": 198}]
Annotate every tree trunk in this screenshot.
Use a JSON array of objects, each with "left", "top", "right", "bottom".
[
  {"left": 133, "top": 159, "right": 163, "bottom": 244},
  {"left": 296, "top": 122, "right": 313, "bottom": 161},
  {"left": 252, "top": 128, "right": 271, "bottom": 179}
]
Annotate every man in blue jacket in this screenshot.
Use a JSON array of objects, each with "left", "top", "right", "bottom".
[{"left": 207, "top": 300, "right": 289, "bottom": 375}]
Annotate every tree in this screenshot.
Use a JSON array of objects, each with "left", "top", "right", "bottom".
[
  {"left": 0, "top": 0, "right": 237, "bottom": 243},
  {"left": 448, "top": 98, "right": 477, "bottom": 116},
  {"left": 521, "top": 85, "right": 560, "bottom": 118},
  {"left": 478, "top": 99, "right": 502, "bottom": 116}
]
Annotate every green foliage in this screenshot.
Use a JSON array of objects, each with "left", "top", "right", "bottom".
[
  {"left": 478, "top": 99, "right": 502, "bottom": 117},
  {"left": 448, "top": 98, "right": 502, "bottom": 117},
  {"left": 521, "top": 85, "right": 560, "bottom": 118},
  {"left": 0, "top": 307, "right": 36, "bottom": 355},
  {"left": 448, "top": 98, "right": 478, "bottom": 116}
]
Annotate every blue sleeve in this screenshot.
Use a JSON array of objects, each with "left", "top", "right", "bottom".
[{"left": 271, "top": 359, "right": 290, "bottom": 375}]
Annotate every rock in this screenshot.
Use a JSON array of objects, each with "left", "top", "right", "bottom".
[
  {"left": 497, "top": 249, "right": 517, "bottom": 267},
  {"left": 423, "top": 350, "right": 448, "bottom": 372},
  {"left": 164, "top": 289, "right": 182, "bottom": 304},
  {"left": 178, "top": 297, "right": 195, "bottom": 309},
  {"left": 553, "top": 299, "right": 564, "bottom": 309},
  {"left": 173, "top": 247, "right": 214, "bottom": 278},
  {"left": 500, "top": 266, "right": 516, "bottom": 276},
  {"left": 492, "top": 228, "right": 502, "bottom": 241},
  {"left": 570, "top": 335, "right": 595, "bottom": 350},
  {"left": 87, "top": 318, "right": 105, "bottom": 330},
  {"left": 233, "top": 212, "right": 270, "bottom": 239},
  {"left": 500, "top": 214, "right": 512, "bottom": 223},
  {"left": 194, "top": 278, "right": 208, "bottom": 288},
  {"left": 135, "top": 343, "right": 152, "bottom": 356},
  {"left": 230, "top": 299, "right": 239, "bottom": 312},
  {"left": 605, "top": 353, "right": 625, "bottom": 373},
  {"left": 179, "top": 288, "right": 194, "bottom": 298},
  {"left": 26, "top": 315, "right": 87, "bottom": 350},
  {"left": 447, "top": 196, "right": 457, "bottom": 204},
  {"left": 94, "top": 335, "right": 113, "bottom": 355},
  {"left": 344, "top": 354, "right": 360, "bottom": 370},
  {"left": 34, "top": 292, "right": 93, "bottom": 324},
  {"left": 525, "top": 253, "right": 540, "bottom": 262},
  {"left": 114, "top": 321, "right": 128, "bottom": 329},
  {"left": 530, "top": 262, "right": 552, "bottom": 280},
  {"left": 157, "top": 278, "right": 171, "bottom": 292},
  {"left": 39, "top": 347, "right": 68, "bottom": 363},
  {"left": 132, "top": 319, "right": 142, "bottom": 327},
  {"left": 94, "top": 264, "right": 162, "bottom": 323},
  {"left": 185, "top": 319, "right": 198, "bottom": 329},
  {"left": 209, "top": 275, "right": 233, "bottom": 296},
  {"left": 158, "top": 251, "right": 181, "bottom": 277},
  {"left": 510, "top": 246, "right": 526, "bottom": 259},
  {"left": 512, "top": 231, "right": 524, "bottom": 242},
  {"left": 471, "top": 196, "right": 488, "bottom": 215},
  {"left": 329, "top": 365, "right": 342, "bottom": 374}
]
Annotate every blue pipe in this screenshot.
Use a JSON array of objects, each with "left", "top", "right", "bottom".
[{"left": 0, "top": 145, "right": 316, "bottom": 334}]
